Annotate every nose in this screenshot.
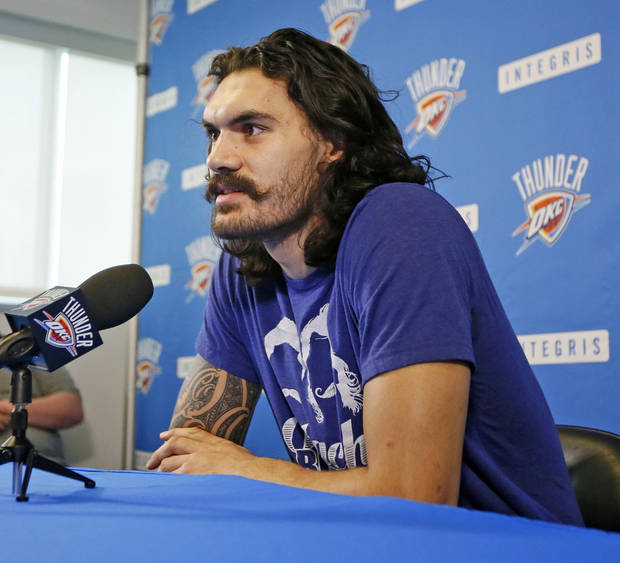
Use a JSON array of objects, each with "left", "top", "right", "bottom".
[{"left": 207, "top": 132, "right": 242, "bottom": 174}]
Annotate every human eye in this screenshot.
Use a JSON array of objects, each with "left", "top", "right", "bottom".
[
  {"left": 205, "top": 127, "right": 219, "bottom": 142},
  {"left": 242, "top": 123, "right": 264, "bottom": 137}
]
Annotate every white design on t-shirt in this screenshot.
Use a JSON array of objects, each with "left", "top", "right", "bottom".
[
  {"left": 264, "top": 304, "right": 363, "bottom": 421},
  {"left": 281, "top": 415, "right": 368, "bottom": 471},
  {"left": 264, "top": 303, "right": 367, "bottom": 469},
  {"left": 318, "top": 354, "right": 362, "bottom": 415},
  {"left": 264, "top": 314, "right": 324, "bottom": 422},
  {"left": 282, "top": 388, "right": 302, "bottom": 403}
]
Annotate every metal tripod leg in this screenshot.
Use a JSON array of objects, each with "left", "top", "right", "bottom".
[
  {"left": 0, "top": 364, "right": 96, "bottom": 500},
  {"left": 16, "top": 448, "right": 35, "bottom": 502},
  {"left": 1, "top": 441, "right": 96, "bottom": 501}
]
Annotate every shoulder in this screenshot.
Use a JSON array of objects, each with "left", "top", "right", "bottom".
[
  {"left": 335, "top": 182, "right": 484, "bottom": 297},
  {"left": 32, "top": 366, "right": 80, "bottom": 395},
  {"left": 342, "top": 182, "right": 472, "bottom": 250}
]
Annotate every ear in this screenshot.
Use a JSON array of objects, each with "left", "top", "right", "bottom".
[{"left": 317, "top": 140, "right": 343, "bottom": 167}]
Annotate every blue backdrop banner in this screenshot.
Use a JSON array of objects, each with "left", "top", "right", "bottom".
[{"left": 135, "top": 0, "right": 619, "bottom": 462}]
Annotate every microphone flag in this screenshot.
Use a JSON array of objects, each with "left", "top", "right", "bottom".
[{"left": 4, "top": 287, "right": 103, "bottom": 371}]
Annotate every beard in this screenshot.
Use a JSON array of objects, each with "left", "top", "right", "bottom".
[{"left": 204, "top": 160, "right": 319, "bottom": 242}]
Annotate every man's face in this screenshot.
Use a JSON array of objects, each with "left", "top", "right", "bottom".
[{"left": 203, "top": 68, "right": 335, "bottom": 242}]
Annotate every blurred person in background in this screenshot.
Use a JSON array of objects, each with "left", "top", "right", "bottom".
[{"left": 0, "top": 365, "right": 83, "bottom": 464}]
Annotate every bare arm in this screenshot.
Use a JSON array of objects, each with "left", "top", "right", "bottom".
[
  {"left": 0, "top": 392, "right": 83, "bottom": 431},
  {"left": 360, "top": 361, "right": 470, "bottom": 504},
  {"left": 168, "top": 355, "right": 261, "bottom": 445},
  {"left": 148, "top": 360, "right": 470, "bottom": 506}
]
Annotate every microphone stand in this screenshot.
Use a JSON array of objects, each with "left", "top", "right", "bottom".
[{"left": 0, "top": 364, "right": 95, "bottom": 501}]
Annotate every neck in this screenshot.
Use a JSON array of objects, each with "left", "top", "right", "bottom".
[{"left": 263, "top": 217, "right": 319, "bottom": 280}]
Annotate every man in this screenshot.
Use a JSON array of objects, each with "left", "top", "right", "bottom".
[
  {"left": 147, "top": 28, "right": 583, "bottom": 525},
  {"left": 0, "top": 366, "right": 83, "bottom": 464}
]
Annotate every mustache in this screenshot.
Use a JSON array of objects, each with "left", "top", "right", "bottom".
[{"left": 204, "top": 172, "right": 262, "bottom": 203}]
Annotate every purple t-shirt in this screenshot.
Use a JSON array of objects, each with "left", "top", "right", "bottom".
[{"left": 197, "top": 182, "right": 583, "bottom": 526}]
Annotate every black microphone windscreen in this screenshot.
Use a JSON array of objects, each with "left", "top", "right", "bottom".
[{"left": 79, "top": 264, "right": 154, "bottom": 330}]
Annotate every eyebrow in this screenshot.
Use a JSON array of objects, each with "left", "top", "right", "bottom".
[{"left": 202, "top": 110, "right": 277, "bottom": 130}]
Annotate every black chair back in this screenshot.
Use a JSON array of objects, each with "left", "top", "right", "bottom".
[{"left": 557, "top": 425, "right": 620, "bottom": 532}]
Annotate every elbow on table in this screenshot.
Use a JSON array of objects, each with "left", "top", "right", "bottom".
[{"left": 364, "top": 465, "right": 460, "bottom": 506}]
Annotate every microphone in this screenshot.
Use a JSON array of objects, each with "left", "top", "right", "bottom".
[
  {"left": 0, "top": 264, "right": 153, "bottom": 371},
  {"left": 77, "top": 264, "right": 154, "bottom": 330}
]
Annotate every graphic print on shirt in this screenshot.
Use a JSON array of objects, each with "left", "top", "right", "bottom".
[{"left": 264, "top": 304, "right": 366, "bottom": 470}]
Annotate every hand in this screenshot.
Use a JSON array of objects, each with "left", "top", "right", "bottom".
[
  {"left": 0, "top": 399, "right": 12, "bottom": 431},
  {"left": 146, "top": 427, "right": 255, "bottom": 475}
]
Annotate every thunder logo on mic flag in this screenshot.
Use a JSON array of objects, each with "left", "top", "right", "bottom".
[
  {"left": 1, "top": 264, "right": 154, "bottom": 372},
  {"left": 5, "top": 287, "right": 102, "bottom": 371}
]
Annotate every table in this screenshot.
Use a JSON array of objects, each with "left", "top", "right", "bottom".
[{"left": 1, "top": 465, "right": 618, "bottom": 562}]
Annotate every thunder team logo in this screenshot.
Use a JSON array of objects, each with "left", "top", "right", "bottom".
[
  {"left": 191, "top": 49, "right": 225, "bottom": 116},
  {"left": 35, "top": 312, "right": 79, "bottom": 357},
  {"left": 136, "top": 338, "right": 163, "bottom": 394},
  {"left": 33, "top": 297, "right": 96, "bottom": 358},
  {"left": 185, "top": 236, "right": 221, "bottom": 302},
  {"left": 150, "top": 0, "right": 174, "bottom": 45},
  {"left": 16, "top": 288, "right": 71, "bottom": 312},
  {"left": 404, "top": 58, "right": 467, "bottom": 149},
  {"left": 511, "top": 154, "right": 591, "bottom": 255},
  {"left": 320, "top": 0, "right": 370, "bottom": 52},
  {"left": 143, "top": 159, "right": 170, "bottom": 215}
]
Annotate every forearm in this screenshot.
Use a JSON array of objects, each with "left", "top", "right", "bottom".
[
  {"left": 25, "top": 392, "right": 83, "bottom": 430},
  {"left": 150, "top": 427, "right": 375, "bottom": 498},
  {"left": 236, "top": 455, "right": 456, "bottom": 504},
  {"left": 148, "top": 425, "right": 458, "bottom": 504},
  {"left": 169, "top": 357, "right": 260, "bottom": 445},
  {"left": 236, "top": 455, "right": 371, "bottom": 497}
]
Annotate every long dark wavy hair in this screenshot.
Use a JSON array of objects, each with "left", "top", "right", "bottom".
[{"left": 208, "top": 28, "right": 435, "bottom": 286}]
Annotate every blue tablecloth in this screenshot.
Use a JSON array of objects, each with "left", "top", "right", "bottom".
[{"left": 0, "top": 464, "right": 618, "bottom": 562}]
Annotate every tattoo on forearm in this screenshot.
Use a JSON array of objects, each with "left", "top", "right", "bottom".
[{"left": 169, "top": 361, "right": 260, "bottom": 445}]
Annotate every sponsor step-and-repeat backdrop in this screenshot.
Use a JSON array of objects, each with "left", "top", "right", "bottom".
[{"left": 134, "top": 0, "right": 619, "bottom": 465}]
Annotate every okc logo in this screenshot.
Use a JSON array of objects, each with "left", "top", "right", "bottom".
[
  {"left": 136, "top": 360, "right": 162, "bottom": 394},
  {"left": 17, "top": 288, "right": 71, "bottom": 311},
  {"left": 137, "top": 338, "right": 163, "bottom": 394},
  {"left": 185, "top": 261, "right": 214, "bottom": 300},
  {"left": 191, "top": 50, "right": 225, "bottom": 116},
  {"left": 404, "top": 58, "right": 467, "bottom": 148},
  {"left": 511, "top": 154, "right": 591, "bottom": 255},
  {"left": 406, "top": 89, "right": 466, "bottom": 147},
  {"left": 143, "top": 183, "right": 167, "bottom": 214},
  {"left": 143, "top": 159, "right": 170, "bottom": 215},
  {"left": 150, "top": 0, "right": 174, "bottom": 45},
  {"left": 34, "top": 312, "right": 78, "bottom": 357},
  {"left": 320, "top": 0, "right": 369, "bottom": 52},
  {"left": 194, "top": 75, "right": 217, "bottom": 106},
  {"left": 184, "top": 236, "right": 221, "bottom": 302},
  {"left": 18, "top": 297, "right": 53, "bottom": 312}
]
